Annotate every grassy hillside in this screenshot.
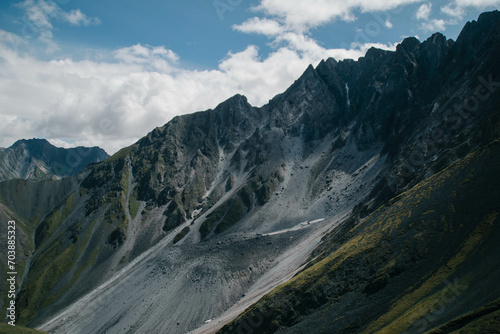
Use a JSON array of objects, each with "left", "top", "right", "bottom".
[
  {"left": 0, "top": 177, "right": 79, "bottom": 324},
  {"left": 426, "top": 299, "right": 500, "bottom": 333},
  {"left": 0, "top": 324, "right": 46, "bottom": 334},
  {"left": 14, "top": 156, "right": 132, "bottom": 325},
  {"left": 0, "top": 204, "right": 34, "bottom": 319},
  {"left": 219, "top": 139, "right": 500, "bottom": 334}
]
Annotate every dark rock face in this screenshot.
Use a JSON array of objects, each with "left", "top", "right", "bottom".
[
  {"left": 107, "top": 227, "right": 126, "bottom": 248},
  {"left": 219, "top": 140, "right": 500, "bottom": 334},
  {"left": 1, "top": 10, "right": 499, "bottom": 333},
  {"left": 218, "top": 12, "right": 500, "bottom": 333},
  {"left": 0, "top": 139, "right": 109, "bottom": 181}
]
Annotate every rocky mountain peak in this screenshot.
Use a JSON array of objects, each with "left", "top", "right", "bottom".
[
  {"left": 363, "top": 46, "right": 392, "bottom": 62},
  {"left": 472, "top": 9, "right": 500, "bottom": 34},
  {"left": 280, "top": 64, "right": 323, "bottom": 97},
  {"left": 12, "top": 138, "right": 52, "bottom": 151},
  {"left": 397, "top": 36, "right": 420, "bottom": 54},
  {"left": 0, "top": 138, "right": 109, "bottom": 181},
  {"left": 2, "top": 11, "right": 500, "bottom": 334},
  {"left": 454, "top": 10, "right": 500, "bottom": 56}
]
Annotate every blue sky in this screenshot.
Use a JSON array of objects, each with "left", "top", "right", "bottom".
[{"left": 0, "top": 0, "right": 498, "bottom": 154}]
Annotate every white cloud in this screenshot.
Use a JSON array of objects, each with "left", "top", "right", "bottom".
[
  {"left": 233, "top": 17, "right": 285, "bottom": 36},
  {"left": 0, "top": 0, "right": 420, "bottom": 155},
  {"left": 16, "top": 0, "right": 100, "bottom": 52},
  {"left": 63, "top": 9, "right": 101, "bottom": 26},
  {"left": 454, "top": 0, "right": 500, "bottom": 6},
  {"left": 270, "top": 31, "right": 397, "bottom": 60},
  {"left": 0, "top": 31, "right": 396, "bottom": 154},
  {"left": 232, "top": 0, "right": 402, "bottom": 83},
  {"left": 416, "top": 3, "right": 432, "bottom": 20},
  {"left": 416, "top": 2, "right": 454, "bottom": 32},
  {"left": 114, "top": 44, "right": 179, "bottom": 72},
  {"left": 419, "top": 18, "right": 447, "bottom": 32},
  {"left": 19, "top": 0, "right": 56, "bottom": 30},
  {"left": 0, "top": 30, "right": 24, "bottom": 45},
  {"left": 441, "top": 0, "right": 500, "bottom": 19},
  {"left": 441, "top": 4, "right": 466, "bottom": 18},
  {"left": 253, "top": 0, "right": 424, "bottom": 32}
]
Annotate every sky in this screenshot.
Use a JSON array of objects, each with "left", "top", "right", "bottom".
[{"left": 0, "top": 0, "right": 499, "bottom": 154}]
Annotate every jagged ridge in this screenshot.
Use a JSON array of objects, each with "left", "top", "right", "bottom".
[
  {"left": 0, "top": 10, "right": 497, "bottom": 334},
  {"left": 219, "top": 139, "right": 500, "bottom": 333},
  {"left": 0, "top": 139, "right": 109, "bottom": 182}
]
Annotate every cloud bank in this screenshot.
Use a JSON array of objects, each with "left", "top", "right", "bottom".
[
  {"left": 1, "top": 0, "right": 498, "bottom": 154},
  {"left": 252, "top": 0, "right": 424, "bottom": 31},
  {"left": 1, "top": 34, "right": 394, "bottom": 154}
]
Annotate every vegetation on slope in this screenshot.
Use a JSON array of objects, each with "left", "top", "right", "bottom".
[
  {"left": 173, "top": 226, "right": 190, "bottom": 244},
  {"left": 0, "top": 324, "right": 46, "bottom": 334},
  {"left": 219, "top": 139, "right": 500, "bottom": 334},
  {"left": 14, "top": 156, "right": 134, "bottom": 325},
  {"left": 0, "top": 205, "right": 33, "bottom": 319},
  {"left": 0, "top": 138, "right": 109, "bottom": 182},
  {"left": 426, "top": 298, "right": 500, "bottom": 334}
]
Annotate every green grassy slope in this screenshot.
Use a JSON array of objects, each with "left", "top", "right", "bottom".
[
  {"left": 0, "top": 177, "right": 79, "bottom": 323},
  {"left": 0, "top": 152, "right": 136, "bottom": 326},
  {"left": 0, "top": 324, "right": 46, "bottom": 334},
  {"left": 14, "top": 156, "right": 133, "bottom": 326},
  {"left": 219, "top": 139, "right": 500, "bottom": 334},
  {"left": 426, "top": 298, "right": 500, "bottom": 333},
  {"left": 0, "top": 203, "right": 35, "bottom": 320}
]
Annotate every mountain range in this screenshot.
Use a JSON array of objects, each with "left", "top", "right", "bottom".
[
  {"left": 0, "top": 139, "right": 109, "bottom": 182},
  {"left": 1, "top": 10, "right": 499, "bottom": 334}
]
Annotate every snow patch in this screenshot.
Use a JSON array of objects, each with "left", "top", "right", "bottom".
[
  {"left": 262, "top": 218, "right": 326, "bottom": 237},
  {"left": 346, "top": 83, "right": 351, "bottom": 108}
]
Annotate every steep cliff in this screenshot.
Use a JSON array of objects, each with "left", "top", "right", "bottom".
[{"left": 0, "top": 11, "right": 498, "bottom": 334}]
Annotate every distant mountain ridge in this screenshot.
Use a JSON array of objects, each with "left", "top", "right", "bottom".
[
  {"left": 0, "top": 139, "right": 109, "bottom": 182},
  {"left": 0, "top": 10, "right": 498, "bottom": 334}
]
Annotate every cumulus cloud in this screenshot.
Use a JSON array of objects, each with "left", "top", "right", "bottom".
[
  {"left": 0, "top": 31, "right": 397, "bottom": 154},
  {"left": 416, "top": 3, "right": 451, "bottom": 32},
  {"left": 232, "top": 0, "right": 402, "bottom": 80},
  {"left": 440, "top": 5, "right": 466, "bottom": 18},
  {"left": 63, "top": 9, "right": 101, "bottom": 26},
  {"left": 231, "top": 0, "right": 413, "bottom": 74},
  {"left": 0, "top": 42, "right": 224, "bottom": 154},
  {"left": 454, "top": 0, "right": 500, "bottom": 6},
  {"left": 252, "top": 0, "right": 424, "bottom": 32},
  {"left": 441, "top": 0, "right": 500, "bottom": 19},
  {"left": 0, "top": 30, "right": 24, "bottom": 45},
  {"left": 419, "top": 18, "right": 447, "bottom": 32},
  {"left": 114, "top": 44, "right": 179, "bottom": 72},
  {"left": 416, "top": 3, "right": 432, "bottom": 20},
  {"left": 0, "top": 0, "right": 428, "bottom": 154},
  {"left": 233, "top": 17, "right": 285, "bottom": 36},
  {"left": 19, "top": 0, "right": 56, "bottom": 29},
  {"left": 415, "top": 0, "right": 498, "bottom": 33}
]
